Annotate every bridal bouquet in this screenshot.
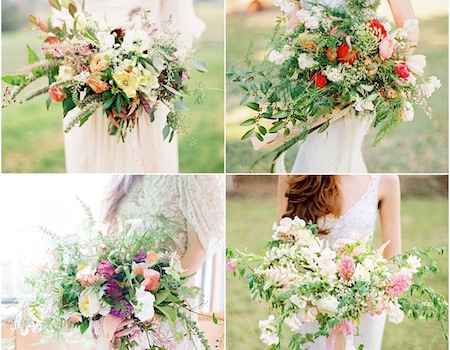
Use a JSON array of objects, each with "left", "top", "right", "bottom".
[
  {"left": 2, "top": 215, "right": 211, "bottom": 350},
  {"left": 2, "top": 0, "right": 207, "bottom": 142},
  {"left": 230, "top": 0, "right": 441, "bottom": 171},
  {"left": 227, "top": 217, "right": 448, "bottom": 349}
]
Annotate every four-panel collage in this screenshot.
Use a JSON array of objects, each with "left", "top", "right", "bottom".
[{"left": 0, "top": 1, "right": 448, "bottom": 350}]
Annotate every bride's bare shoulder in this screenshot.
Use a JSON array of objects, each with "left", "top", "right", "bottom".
[{"left": 378, "top": 175, "right": 400, "bottom": 198}]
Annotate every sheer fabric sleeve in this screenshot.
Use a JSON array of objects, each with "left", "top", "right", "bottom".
[
  {"left": 160, "top": 0, "right": 206, "bottom": 39},
  {"left": 177, "top": 175, "right": 224, "bottom": 257}
]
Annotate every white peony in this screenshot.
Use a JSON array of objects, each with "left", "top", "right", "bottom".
[
  {"left": 399, "top": 101, "right": 414, "bottom": 122},
  {"left": 122, "top": 30, "right": 152, "bottom": 53},
  {"left": 78, "top": 289, "right": 101, "bottom": 317},
  {"left": 316, "top": 296, "right": 339, "bottom": 316},
  {"left": 406, "top": 255, "right": 422, "bottom": 273},
  {"left": 284, "top": 315, "right": 302, "bottom": 331},
  {"left": 134, "top": 286, "right": 155, "bottom": 322},
  {"left": 298, "top": 53, "right": 317, "bottom": 70},
  {"left": 406, "top": 55, "right": 426, "bottom": 76}
]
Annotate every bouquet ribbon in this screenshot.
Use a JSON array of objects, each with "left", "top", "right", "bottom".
[{"left": 325, "top": 320, "right": 356, "bottom": 350}]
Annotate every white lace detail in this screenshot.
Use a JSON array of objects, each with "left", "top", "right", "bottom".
[
  {"left": 118, "top": 175, "right": 224, "bottom": 258},
  {"left": 299, "top": 175, "right": 385, "bottom": 350}
]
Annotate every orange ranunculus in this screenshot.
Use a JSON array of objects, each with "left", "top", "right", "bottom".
[
  {"left": 337, "top": 43, "right": 359, "bottom": 65},
  {"left": 86, "top": 75, "right": 110, "bottom": 94},
  {"left": 48, "top": 86, "right": 67, "bottom": 102}
]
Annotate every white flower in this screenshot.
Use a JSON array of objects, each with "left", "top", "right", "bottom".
[
  {"left": 290, "top": 294, "right": 307, "bottom": 308},
  {"left": 277, "top": 217, "right": 293, "bottom": 233},
  {"left": 325, "top": 66, "right": 343, "bottom": 83},
  {"left": 387, "top": 301, "right": 405, "bottom": 324},
  {"left": 298, "top": 306, "right": 318, "bottom": 322},
  {"left": 259, "top": 315, "right": 279, "bottom": 346},
  {"left": 316, "top": 296, "right": 339, "bottom": 316},
  {"left": 353, "top": 96, "right": 374, "bottom": 112},
  {"left": 134, "top": 286, "right": 155, "bottom": 322},
  {"left": 406, "top": 255, "right": 422, "bottom": 273},
  {"left": 78, "top": 289, "right": 101, "bottom": 317},
  {"left": 268, "top": 45, "right": 294, "bottom": 65},
  {"left": 400, "top": 101, "right": 414, "bottom": 122},
  {"left": 297, "top": 53, "right": 317, "bottom": 70},
  {"left": 134, "top": 64, "right": 160, "bottom": 94},
  {"left": 362, "top": 256, "right": 376, "bottom": 272},
  {"left": 353, "top": 263, "right": 370, "bottom": 282},
  {"left": 383, "top": 22, "right": 392, "bottom": 33},
  {"left": 97, "top": 31, "right": 115, "bottom": 51},
  {"left": 292, "top": 216, "right": 307, "bottom": 228},
  {"left": 406, "top": 55, "right": 426, "bottom": 76},
  {"left": 284, "top": 315, "right": 302, "bottom": 331},
  {"left": 296, "top": 9, "right": 320, "bottom": 29},
  {"left": 163, "top": 256, "right": 185, "bottom": 281},
  {"left": 122, "top": 30, "right": 151, "bottom": 53},
  {"left": 421, "top": 76, "right": 441, "bottom": 98},
  {"left": 98, "top": 302, "right": 111, "bottom": 316},
  {"left": 57, "top": 65, "right": 75, "bottom": 81},
  {"left": 273, "top": 0, "right": 295, "bottom": 14}
]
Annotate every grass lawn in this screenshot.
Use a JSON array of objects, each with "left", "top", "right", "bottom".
[
  {"left": 2, "top": 2, "right": 224, "bottom": 173},
  {"left": 226, "top": 10, "right": 448, "bottom": 173},
  {"left": 226, "top": 191, "right": 448, "bottom": 349}
]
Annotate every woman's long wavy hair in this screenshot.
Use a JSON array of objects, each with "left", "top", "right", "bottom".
[
  {"left": 102, "top": 175, "right": 143, "bottom": 224},
  {"left": 283, "top": 175, "right": 342, "bottom": 235}
]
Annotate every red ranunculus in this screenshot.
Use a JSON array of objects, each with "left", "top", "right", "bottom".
[
  {"left": 394, "top": 62, "right": 410, "bottom": 79},
  {"left": 337, "top": 43, "right": 359, "bottom": 65},
  {"left": 326, "top": 48, "right": 337, "bottom": 62},
  {"left": 310, "top": 72, "right": 327, "bottom": 89},
  {"left": 366, "top": 19, "right": 387, "bottom": 39}
]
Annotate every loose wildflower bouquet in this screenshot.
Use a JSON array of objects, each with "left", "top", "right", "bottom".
[
  {"left": 227, "top": 217, "right": 448, "bottom": 349},
  {"left": 2, "top": 0, "right": 207, "bottom": 142},
  {"left": 230, "top": 0, "right": 441, "bottom": 171},
  {"left": 3, "top": 214, "right": 212, "bottom": 350}
]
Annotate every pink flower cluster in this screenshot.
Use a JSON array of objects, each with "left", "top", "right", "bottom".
[
  {"left": 386, "top": 273, "right": 412, "bottom": 297},
  {"left": 339, "top": 256, "right": 355, "bottom": 282}
]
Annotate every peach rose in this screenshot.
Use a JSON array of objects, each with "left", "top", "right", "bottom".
[
  {"left": 379, "top": 36, "right": 395, "bottom": 60},
  {"left": 76, "top": 266, "right": 99, "bottom": 287},
  {"left": 86, "top": 75, "right": 110, "bottom": 94},
  {"left": 141, "top": 269, "right": 160, "bottom": 291},
  {"left": 48, "top": 86, "right": 67, "bottom": 102},
  {"left": 70, "top": 314, "right": 81, "bottom": 323},
  {"left": 90, "top": 53, "right": 108, "bottom": 72}
]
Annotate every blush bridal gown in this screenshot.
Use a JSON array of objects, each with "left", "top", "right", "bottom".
[
  {"left": 299, "top": 175, "right": 386, "bottom": 350},
  {"left": 62, "top": 0, "right": 205, "bottom": 173}
]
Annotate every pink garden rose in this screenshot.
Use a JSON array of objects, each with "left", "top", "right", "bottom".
[
  {"left": 386, "top": 273, "right": 412, "bottom": 297},
  {"left": 97, "top": 260, "right": 115, "bottom": 279},
  {"left": 394, "top": 63, "right": 410, "bottom": 80},
  {"left": 379, "top": 36, "right": 395, "bottom": 59},
  {"left": 142, "top": 269, "right": 161, "bottom": 291}
]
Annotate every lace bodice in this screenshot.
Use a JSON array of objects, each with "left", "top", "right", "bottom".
[
  {"left": 118, "top": 175, "right": 224, "bottom": 258},
  {"left": 292, "top": 110, "right": 372, "bottom": 173},
  {"left": 318, "top": 175, "right": 380, "bottom": 246}
]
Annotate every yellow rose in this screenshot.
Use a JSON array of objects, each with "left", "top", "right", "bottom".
[{"left": 113, "top": 71, "right": 139, "bottom": 98}]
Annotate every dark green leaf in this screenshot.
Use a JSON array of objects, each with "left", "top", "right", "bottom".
[
  {"left": 269, "top": 121, "right": 285, "bottom": 133},
  {"left": 246, "top": 102, "right": 259, "bottom": 111},
  {"left": 241, "top": 129, "right": 254, "bottom": 141},
  {"left": 115, "top": 94, "right": 123, "bottom": 113},
  {"left": 255, "top": 132, "right": 263, "bottom": 141},
  {"left": 260, "top": 80, "right": 272, "bottom": 94},
  {"left": 258, "top": 125, "right": 267, "bottom": 135},
  {"left": 273, "top": 111, "right": 287, "bottom": 119},
  {"left": 212, "top": 313, "right": 218, "bottom": 325},
  {"left": 103, "top": 96, "right": 115, "bottom": 111},
  {"left": 2, "top": 75, "right": 25, "bottom": 86},
  {"left": 163, "top": 124, "right": 170, "bottom": 140},
  {"left": 80, "top": 320, "right": 89, "bottom": 334},
  {"left": 27, "top": 45, "right": 40, "bottom": 64},
  {"left": 318, "top": 120, "right": 330, "bottom": 133}
]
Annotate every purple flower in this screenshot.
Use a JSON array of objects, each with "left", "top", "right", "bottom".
[
  {"left": 134, "top": 248, "right": 146, "bottom": 263},
  {"left": 110, "top": 299, "right": 134, "bottom": 318},
  {"left": 97, "top": 260, "right": 115, "bottom": 279},
  {"left": 105, "top": 279, "right": 124, "bottom": 300}
]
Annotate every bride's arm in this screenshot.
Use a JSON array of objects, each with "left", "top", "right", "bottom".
[
  {"left": 181, "top": 223, "right": 207, "bottom": 276},
  {"left": 277, "top": 175, "right": 290, "bottom": 222},
  {"left": 388, "top": 0, "right": 419, "bottom": 48},
  {"left": 378, "top": 175, "right": 402, "bottom": 260}
]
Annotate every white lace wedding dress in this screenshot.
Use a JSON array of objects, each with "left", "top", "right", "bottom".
[
  {"left": 299, "top": 175, "right": 386, "bottom": 350},
  {"left": 117, "top": 175, "right": 224, "bottom": 349},
  {"left": 290, "top": 0, "right": 372, "bottom": 174},
  {"left": 63, "top": 0, "right": 205, "bottom": 173}
]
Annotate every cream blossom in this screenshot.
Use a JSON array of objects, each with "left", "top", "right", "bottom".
[
  {"left": 268, "top": 45, "right": 295, "bottom": 65},
  {"left": 290, "top": 294, "right": 307, "bottom": 308},
  {"left": 399, "top": 100, "right": 414, "bottom": 122},
  {"left": 387, "top": 301, "right": 405, "bottom": 324},
  {"left": 273, "top": 0, "right": 296, "bottom": 14},
  {"left": 298, "top": 306, "right": 318, "bottom": 322},
  {"left": 406, "top": 55, "right": 426, "bottom": 76},
  {"left": 353, "top": 263, "right": 370, "bottom": 282},
  {"left": 259, "top": 315, "right": 279, "bottom": 346},
  {"left": 298, "top": 53, "right": 317, "bottom": 70},
  {"left": 97, "top": 31, "right": 115, "bottom": 51},
  {"left": 406, "top": 256, "right": 422, "bottom": 273},
  {"left": 78, "top": 289, "right": 101, "bottom": 317},
  {"left": 122, "top": 29, "right": 152, "bottom": 52},
  {"left": 284, "top": 315, "right": 302, "bottom": 331},
  {"left": 353, "top": 96, "right": 374, "bottom": 112},
  {"left": 134, "top": 286, "right": 156, "bottom": 322},
  {"left": 296, "top": 9, "right": 320, "bottom": 30},
  {"left": 57, "top": 65, "right": 75, "bottom": 81},
  {"left": 316, "top": 296, "right": 339, "bottom": 316}
]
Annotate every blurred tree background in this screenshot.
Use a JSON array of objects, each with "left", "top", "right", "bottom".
[
  {"left": 226, "top": 174, "right": 448, "bottom": 349},
  {"left": 226, "top": 0, "right": 448, "bottom": 173},
  {"left": 2, "top": 0, "right": 224, "bottom": 173}
]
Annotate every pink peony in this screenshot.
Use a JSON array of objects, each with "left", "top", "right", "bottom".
[
  {"left": 386, "top": 273, "right": 412, "bottom": 297},
  {"left": 226, "top": 259, "right": 238, "bottom": 272},
  {"left": 141, "top": 269, "right": 161, "bottom": 291},
  {"left": 379, "top": 36, "right": 395, "bottom": 59},
  {"left": 97, "top": 260, "right": 115, "bottom": 279},
  {"left": 339, "top": 256, "right": 355, "bottom": 282}
]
